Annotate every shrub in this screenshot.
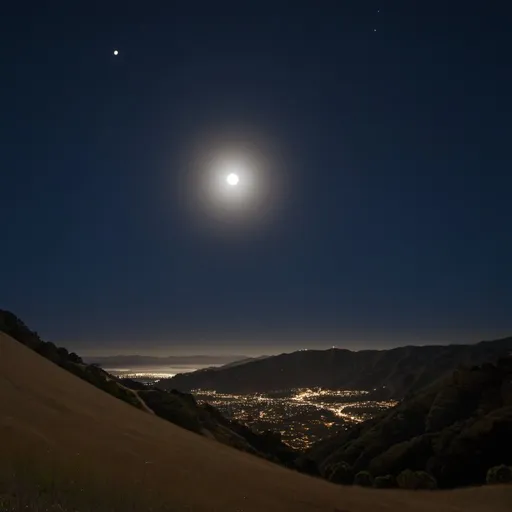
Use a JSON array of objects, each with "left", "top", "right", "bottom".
[
  {"left": 414, "top": 471, "right": 437, "bottom": 489},
  {"left": 373, "top": 475, "right": 396, "bottom": 488},
  {"left": 486, "top": 465, "right": 512, "bottom": 484},
  {"left": 36, "top": 341, "right": 59, "bottom": 361},
  {"left": 57, "top": 346, "right": 69, "bottom": 359},
  {"left": 325, "top": 462, "right": 353, "bottom": 485},
  {"left": 397, "top": 469, "right": 437, "bottom": 490},
  {"left": 323, "top": 463, "right": 336, "bottom": 480},
  {"left": 354, "top": 471, "right": 373, "bottom": 487},
  {"left": 68, "top": 352, "right": 83, "bottom": 364}
]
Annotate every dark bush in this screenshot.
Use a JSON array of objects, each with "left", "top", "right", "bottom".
[
  {"left": 325, "top": 462, "right": 353, "bottom": 485},
  {"left": 397, "top": 469, "right": 416, "bottom": 489},
  {"left": 414, "top": 471, "right": 437, "bottom": 489},
  {"left": 373, "top": 475, "right": 396, "bottom": 488},
  {"left": 486, "top": 465, "right": 512, "bottom": 484},
  {"left": 68, "top": 352, "right": 83, "bottom": 364},
  {"left": 57, "top": 346, "right": 69, "bottom": 359},
  {"left": 397, "top": 469, "right": 437, "bottom": 489},
  {"left": 36, "top": 341, "right": 59, "bottom": 361},
  {"left": 354, "top": 470, "right": 373, "bottom": 487}
]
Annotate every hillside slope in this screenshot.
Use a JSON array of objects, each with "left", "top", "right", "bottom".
[
  {"left": 309, "top": 358, "right": 512, "bottom": 488},
  {"left": 0, "top": 310, "right": 303, "bottom": 470},
  {"left": 159, "top": 339, "right": 512, "bottom": 397},
  {"left": 1, "top": 332, "right": 512, "bottom": 511}
]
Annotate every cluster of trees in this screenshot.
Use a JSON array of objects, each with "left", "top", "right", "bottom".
[
  {"left": 324, "top": 462, "right": 512, "bottom": 489},
  {"left": 309, "top": 358, "right": 512, "bottom": 489},
  {"left": 324, "top": 461, "right": 437, "bottom": 489},
  {"left": 0, "top": 310, "right": 83, "bottom": 365}
]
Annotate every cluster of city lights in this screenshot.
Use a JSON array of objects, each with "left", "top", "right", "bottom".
[{"left": 193, "top": 387, "right": 398, "bottom": 449}]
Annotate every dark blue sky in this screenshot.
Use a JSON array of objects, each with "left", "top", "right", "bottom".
[{"left": 1, "top": 2, "right": 511, "bottom": 356}]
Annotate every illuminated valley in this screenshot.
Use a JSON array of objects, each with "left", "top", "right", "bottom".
[
  {"left": 108, "top": 365, "right": 399, "bottom": 450},
  {"left": 192, "top": 387, "right": 398, "bottom": 450}
]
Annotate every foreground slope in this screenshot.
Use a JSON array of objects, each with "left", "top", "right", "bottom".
[
  {"left": 1, "top": 332, "right": 511, "bottom": 511},
  {"left": 0, "top": 309, "right": 306, "bottom": 470},
  {"left": 159, "top": 339, "right": 512, "bottom": 397}
]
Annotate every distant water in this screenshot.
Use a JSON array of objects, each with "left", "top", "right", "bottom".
[{"left": 105, "top": 364, "right": 216, "bottom": 380}]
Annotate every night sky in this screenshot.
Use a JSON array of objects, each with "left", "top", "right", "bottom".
[{"left": 1, "top": 2, "right": 511, "bottom": 356}]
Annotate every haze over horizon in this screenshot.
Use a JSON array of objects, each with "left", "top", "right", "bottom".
[{"left": 71, "top": 328, "right": 512, "bottom": 359}]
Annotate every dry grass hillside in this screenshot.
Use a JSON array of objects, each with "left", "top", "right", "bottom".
[{"left": 1, "top": 331, "right": 511, "bottom": 511}]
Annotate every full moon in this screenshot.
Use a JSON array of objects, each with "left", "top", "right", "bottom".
[
  {"left": 226, "top": 173, "right": 239, "bottom": 186},
  {"left": 178, "top": 140, "right": 286, "bottom": 233}
]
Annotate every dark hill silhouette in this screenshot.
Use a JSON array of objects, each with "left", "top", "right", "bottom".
[
  {"left": 308, "top": 357, "right": 512, "bottom": 489},
  {"left": 157, "top": 339, "right": 512, "bottom": 397}
]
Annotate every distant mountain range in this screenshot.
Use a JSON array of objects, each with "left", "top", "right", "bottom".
[
  {"left": 83, "top": 354, "right": 250, "bottom": 367},
  {"left": 158, "top": 339, "right": 512, "bottom": 398}
]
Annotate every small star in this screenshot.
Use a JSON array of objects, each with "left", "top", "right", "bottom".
[
  {"left": 373, "top": 29, "right": 377, "bottom": 32},
  {"left": 113, "top": 50, "right": 119, "bottom": 56}
]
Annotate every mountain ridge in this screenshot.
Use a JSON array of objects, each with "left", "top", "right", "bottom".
[
  {"left": 308, "top": 356, "right": 512, "bottom": 488},
  {"left": 158, "top": 338, "right": 512, "bottom": 397}
]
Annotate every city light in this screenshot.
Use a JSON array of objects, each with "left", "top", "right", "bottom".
[{"left": 192, "top": 387, "right": 398, "bottom": 449}]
